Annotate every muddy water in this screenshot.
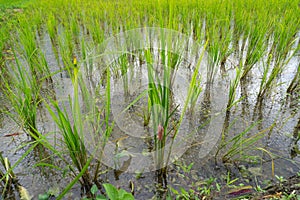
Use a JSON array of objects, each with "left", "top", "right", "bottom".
[{"left": 0, "top": 29, "right": 299, "bottom": 199}]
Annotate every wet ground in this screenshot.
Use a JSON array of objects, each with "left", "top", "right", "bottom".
[{"left": 0, "top": 29, "right": 299, "bottom": 199}]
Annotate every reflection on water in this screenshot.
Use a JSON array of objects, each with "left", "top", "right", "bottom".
[{"left": 0, "top": 28, "right": 299, "bottom": 199}]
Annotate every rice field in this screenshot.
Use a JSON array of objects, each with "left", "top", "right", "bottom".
[{"left": 0, "top": 0, "right": 299, "bottom": 199}]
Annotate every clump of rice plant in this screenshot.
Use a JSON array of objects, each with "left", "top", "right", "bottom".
[
  {"left": 16, "top": 17, "right": 53, "bottom": 83},
  {"left": 47, "top": 57, "right": 113, "bottom": 197},
  {"left": 205, "top": 2, "right": 233, "bottom": 74},
  {"left": 0, "top": 53, "right": 41, "bottom": 138},
  {"left": 215, "top": 120, "right": 273, "bottom": 165},
  {"left": 0, "top": 0, "right": 300, "bottom": 199},
  {"left": 144, "top": 47, "right": 174, "bottom": 186},
  {"left": 240, "top": 21, "right": 269, "bottom": 80},
  {"left": 46, "top": 57, "right": 93, "bottom": 194},
  {"left": 257, "top": 55, "right": 281, "bottom": 101},
  {"left": 221, "top": 66, "right": 242, "bottom": 140},
  {"left": 143, "top": 36, "right": 207, "bottom": 189}
]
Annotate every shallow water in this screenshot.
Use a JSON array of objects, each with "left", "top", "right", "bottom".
[{"left": 0, "top": 28, "right": 299, "bottom": 199}]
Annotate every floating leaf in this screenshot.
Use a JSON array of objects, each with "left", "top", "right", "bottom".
[
  {"left": 38, "top": 193, "right": 49, "bottom": 200},
  {"left": 91, "top": 184, "right": 98, "bottom": 195},
  {"left": 103, "top": 183, "right": 119, "bottom": 200}
]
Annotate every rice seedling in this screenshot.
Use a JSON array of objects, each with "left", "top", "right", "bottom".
[
  {"left": 58, "top": 28, "right": 76, "bottom": 75},
  {"left": 227, "top": 67, "right": 242, "bottom": 111},
  {"left": 0, "top": 53, "right": 41, "bottom": 138},
  {"left": 143, "top": 33, "right": 208, "bottom": 189},
  {"left": 16, "top": 17, "right": 42, "bottom": 77},
  {"left": 221, "top": 66, "right": 242, "bottom": 140},
  {"left": 287, "top": 61, "right": 300, "bottom": 95},
  {"left": 47, "top": 100, "right": 94, "bottom": 194},
  {"left": 144, "top": 48, "right": 171, "bottom": 185},
  {"left": 0, "top": 26, "right": 7, "bottom": 64},
  {"left": 188, "top": 77, "right": 202, "bottom": 115},
  {"left": 215, "top": 120, "right": 272, "bottom": 164},
  {"left": 204, "top": 2, "right": 233, "bottom": 74},
  {"left": 240, "top": 21, "right": 269, "bottom": 80},
  {"left": 0, "top": 152, "right": 16, "bottom": 197},
  {"left": 46, "top": 58, "right": 93, "bottom": 194},
  {"left": 269, "top": 12, "right": 300, "bottom": 70},
  {"left": 257, "top": 55, "right": 279, "bottom": 101},
  {"left": 46, "top": 13, "right": 58, "bottom": 44},
  {"left": 46, "top": 56, "right": 115, "bottom": 197},
  {"left": 116, "top": 54, "right": 130, "bottom": 98},
  {"left": 0, "top": 0, "right": 299, "bottom": 198},
  {"left": 86, "top": 14, "right": 105, "bottom": 45},
  {"left": 45, "top": 12, "right": 61, "bottom": 65}
]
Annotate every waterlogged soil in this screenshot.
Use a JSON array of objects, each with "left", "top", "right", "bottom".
[{"left": 0, "top": 29, "right": 299, "bottom": 199}]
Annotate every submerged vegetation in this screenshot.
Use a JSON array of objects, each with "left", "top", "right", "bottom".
[{"left": 0, "top": 0, "right": 299, "bottom": 199}]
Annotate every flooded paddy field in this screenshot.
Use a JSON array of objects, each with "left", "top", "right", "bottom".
[{"left": 0, "top": 0, "right": 299, "bottom": 199}]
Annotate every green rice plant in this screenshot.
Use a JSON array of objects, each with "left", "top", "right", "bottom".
[
  {"left": 257, "top": 55, "right": 279, "bottom": 100},
  {"left": 58, "top": 27, "right": 75, "bottom": 75},
  {"left": 232, "top": 1, "right": 248, "bottom": 59},
  {"left": 116, "top": 54, "right": 130, "bottom": 98},
  {"left": 0, "top": 27, "right": 7, "bottom": 65},
  {"left": 45, "top": 11, "right": 61, "bottom": 65},
  {"left": 46, "top": 58, "right": 92, "bottom": 194},
  {"left": 87, "top": 14, "right": 105, "bottom": 45},
  {"left": 14, "top": 15, "right": 53, "bottom": 86},
  {"left": 91, "top": 61, "right": 114, "bottom": 186},
  {"left": 220, "top": 66, "right": 243, "bottom": 142},
  {"left": 0, "top": 130, "right": 59, "bottom": 199},
  {"left": 241, "top": 21, "right": 269, "bottom": 80},
  {"left": 48, "top": 101, "right": 93, "bottom": 194},
  {"left": 81, "top": 37, "right": 95, "bottom": 79},
  {"left": 16, "top": 17, "right": 41, "bottom": 76},
  {"left": 227, "top": 66, "right": 242, "bottom": 112},
  {"left": 143, "top": 36, "right": 208, "bottom": 187},
  {"left": 46, "top": 12, "right": 58, "bottom": 43},
  {"left": 0, "top": 53, "right": 41, "bottom": 138},
  {"left": 0, "top": 0, "right": 32, "bottom": 9},
  {"left": 269, "top": 12, "right": 299, "bottom": 71},
  {"left": 144, "top": 48, "right": 170, "bottom": 180},
  {"left": 287, "top": 61, "right": 300, "bottom": 95},
  {"left": 144, "top": 30, "right": 184, "bottom": 182},
  {"left": 188, "top": 77, "right": 202, "bottom": 115},
  {"left": 0, "top": 152, "right": 16, "bottom": 197},
  {"left": 69, "top": 13, "right": 81, "bottom": 44},
  {"left": 1, "top": 0, "right": 300, "bottom": 198},
  {"left": 204, "top": 2, "right": 233, "bottom": 74},
  {"left": 46, "top": 57, "right": 113, "bottom": 197},
  {"left": 229, "top": 68, "right": 241, "bottom": 99},
  {"left": 216, "top": 121, "right": 270, "bottom": 164}
]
